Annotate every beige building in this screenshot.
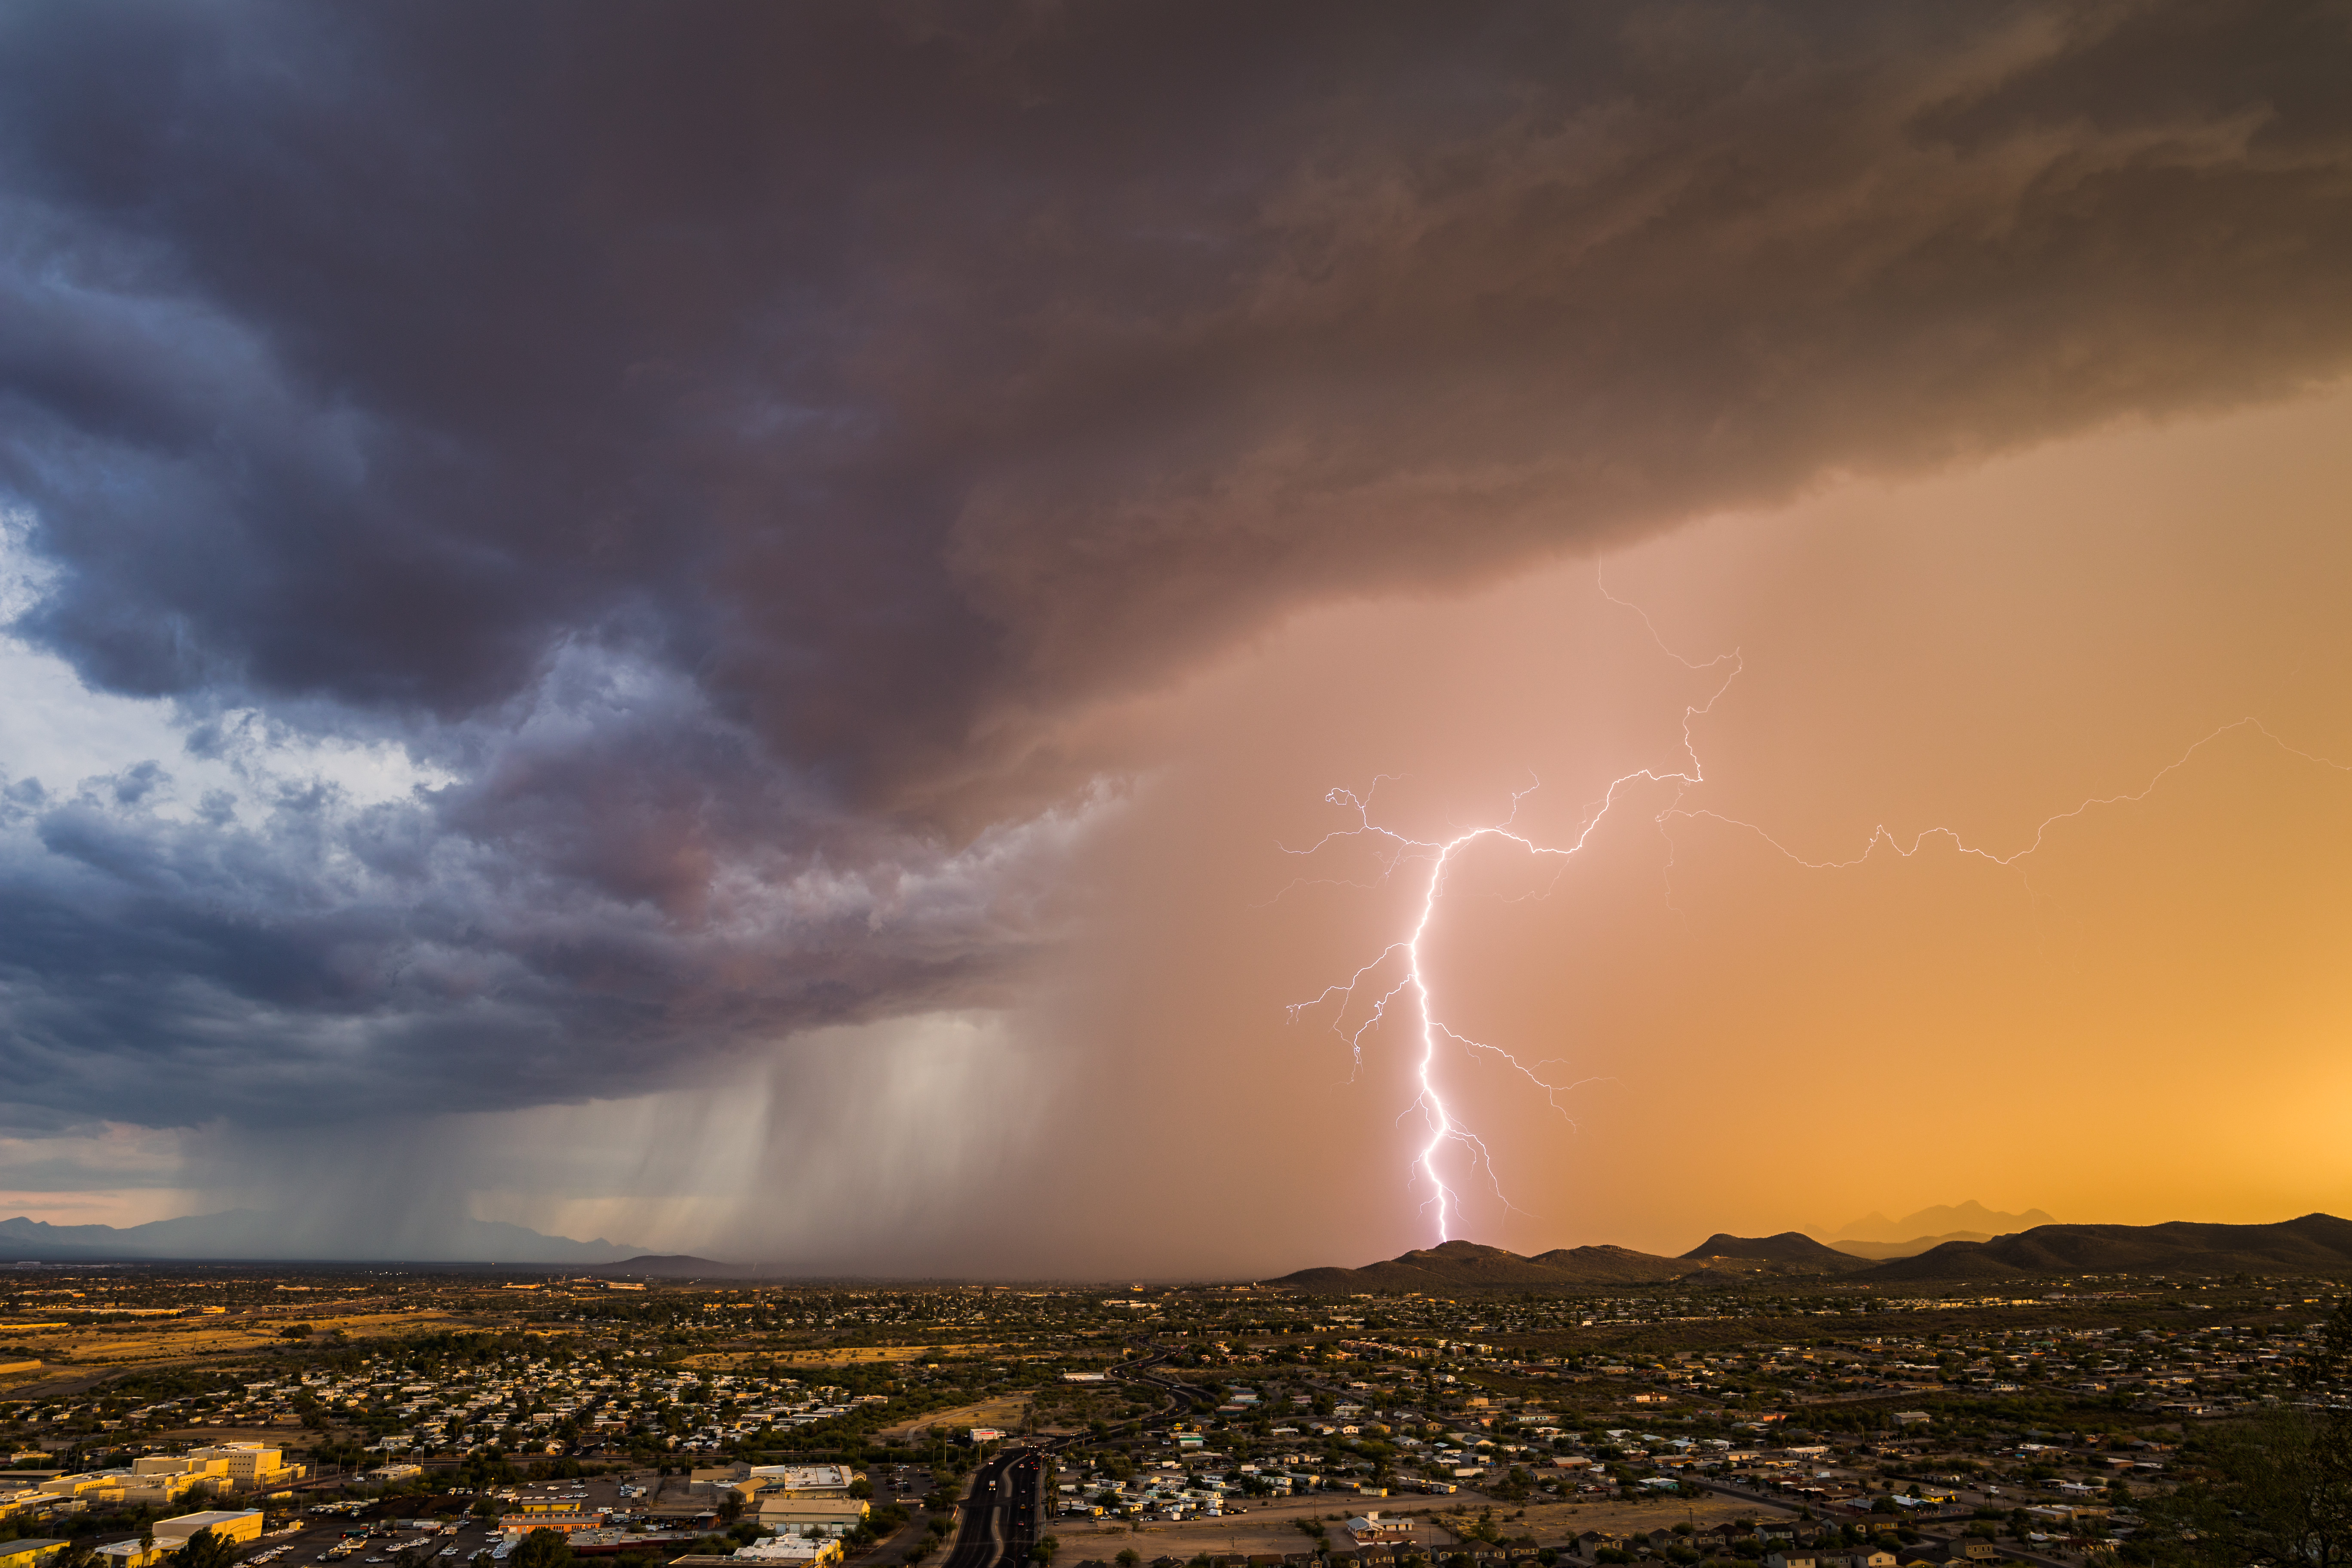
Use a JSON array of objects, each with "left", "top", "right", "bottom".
[
  {"left": 746, "top": 1466, "right": 855, "bottom": 1497},
  {"left": 736, "top": 1463, "right": 867, "bottom": 1539},
  {"left": 188, "top": 1445, "right": 305, "bottom": 1489},
  {"left": 128, "top": 1445, "right": 305, "bottom": 1505},
  {"left": 0, "top": 1540, "right": 71, "bottom": 1568},
  {"left": 753, "top": 1497, "right": 867, "bottom": 1538},
  {"left": 129, "top": 1455, "right": 233, "bottom": 1507},
  {"left": 156, "top": 1511, "right": 265, "bottom": 1550},
  {"left": 36, "top": 1471, "right": 130, "bottom": 1509}
]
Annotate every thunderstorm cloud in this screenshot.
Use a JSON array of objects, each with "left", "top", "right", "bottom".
[{"left": 3, "top": 1, "right": 2351, "bottom": 1151}]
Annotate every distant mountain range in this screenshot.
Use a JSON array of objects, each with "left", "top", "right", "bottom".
[
  {"left": 0, "top": 1210, "right": 642, "bottom": 1264},
  {"left": 1828, "top": 1201, "right": 2058, "bottom": 1256},
  {"left": 1273, "top": 1213, "right": 2352, "bottom": 1292},
  {"left": 1273, "top": 1237, "right": 1855, "bottom": 1291},
  {"left": 1865, "top": 1214, "right": 2352, "bottom": 1280}
]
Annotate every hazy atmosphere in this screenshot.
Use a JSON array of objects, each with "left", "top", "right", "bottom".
[{"left": 3, "top": 2, "right": 2350, "bottom": 1276}]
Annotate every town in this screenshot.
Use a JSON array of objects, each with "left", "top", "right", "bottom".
[{"left": 3, "top": 1266, "right": 2346, "bottom": 1568}]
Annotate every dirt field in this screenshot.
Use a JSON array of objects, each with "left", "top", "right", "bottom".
[
  {"left": 877, "top": 1394, "right": 1037, "bottom": 1440},
  {"left": 1049, "top": 1490, "right": 1788, "bottom": 1561},
  {"left": 0, "top": 1306, "right": 482, "bottom": 1395},
  {"left": 150, "top": 1424, "right": 310, "bottom": 1444}
]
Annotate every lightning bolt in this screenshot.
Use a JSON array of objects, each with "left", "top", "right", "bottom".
[
  {"left": 1286, "top": 571, "right": 2350, "bottom": 1247},
  {"left": 1283, "top": 584, "right": 1740, "bottom": 1243}
]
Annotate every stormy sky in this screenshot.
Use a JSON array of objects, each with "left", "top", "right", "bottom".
[{"left": 4, "top": 2, "right": 2352, "bottom": 1272}]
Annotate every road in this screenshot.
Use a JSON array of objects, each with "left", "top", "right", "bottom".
[
  {"left": 935, "top": 1337, "right": 1208, "bottom": 1568},
  {"left": 943, "top": 1446, "right": 1038, "bottom": 1568}
]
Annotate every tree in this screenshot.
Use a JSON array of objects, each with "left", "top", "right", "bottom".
[
  {"left": 2159, "top": 1407, "right": 2352, "bottom": 1568},
  {"left": 170, "top": 1531, "right": 239, "bottom": 1568},
  {"left": 514, "top": 1529, "right": 574, "bottom": 1568},
  {"left": 1115, "top": 1551, "right": 1140, "bottom": 1568}
]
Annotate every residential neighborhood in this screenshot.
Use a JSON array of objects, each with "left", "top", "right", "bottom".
[{"left": 3, "top": 1264, "right": 2347, "bottom": 1568}]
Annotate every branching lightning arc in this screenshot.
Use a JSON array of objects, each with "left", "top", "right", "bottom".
[{"left": 1285, "top": 575, "right": 2350, "bottom": 1246}]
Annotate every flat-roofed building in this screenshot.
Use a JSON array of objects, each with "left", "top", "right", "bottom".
[
  {"left": 127, "top": 1455, "right": 236, "bottom": 1507},
  {"left": 37, "top": 1472, "right": 129, "bottom": 1508},
  {"left": 498, "top": 1513, "right": 600, "bottom": 1536},
  {"left": 745, "top": 1465, "right": 854, "bottom": 1498},
  {"left": 0, "top": 1540, "right": 71, "bottom": 1568},
  {"left": 95, "top": 1542, "right": 166, "bottom": 1568},
  {"left": 732, "top": 1539, "right": 843, "bottom": 1566},
  {"left": 751, "top": 1498, "right": 868, "bottom": 1539},
  {"left": 155, "top": 1510, "right": 265, "bottom": 1550},
  {"left": 183, "top": 1445, "right": 306, "bottom": 1490}
]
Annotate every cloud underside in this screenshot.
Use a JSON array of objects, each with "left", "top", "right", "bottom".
[{"left": 1, "top": 0, "right": 2350, "bottom": 1130}]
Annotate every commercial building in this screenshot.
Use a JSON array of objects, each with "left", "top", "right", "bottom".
[
  {"left": 732, "top": 1540, "right": 844, "bottom": 1566},
  {"left": 189, "top": 1445, "right": 306, "bottom": 1489},
  {"left": 125, "top": 1446, "right": 304, "bottom": 1506},
  {"left": 35, "top": 1471, "right": 130, "bottom": 1509},
  {"left": 499, "top": 1500, "right": 601, "bottom": 1535},
  {"left": 499, "top": 1513, "right": 600, "bottom": 1536},
  {"left": 129, "top": 1454, "right": 233, "bottom": 1506},
  {"left": 752, "top": 1499, "right": 868, "bottom": 1539},
  {"left": 155, "top": 1511, "right": 266, "bottom": 1550},
  {"left": 0, "top": 1540, "right": 71, "bottom": 1568}
]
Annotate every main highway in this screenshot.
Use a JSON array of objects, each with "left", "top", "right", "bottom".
[{"left": 936, "top": 1337, "right": 1210, "bottom": 1568}]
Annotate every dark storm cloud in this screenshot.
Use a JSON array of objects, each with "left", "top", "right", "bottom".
[{"left": 1, "top": 0, "right": 2349, "bottom": 1129}]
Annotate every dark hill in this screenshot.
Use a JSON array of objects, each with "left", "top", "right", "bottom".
[
  {"left": 1276, "top": 1231, "right": 1908, "bottom": 1292},
  {"left": 1527, "top": 1244, "right": 1708, "bottom": 1282},
  {"left": 1862, "top": 1213, "right": 2352, "bottom": 1281},
  {"left": 1681, "top": 1231, "right": 1868, "bottom": 1268},
  {"left": 1276, "top": 1239, "right": 1701, "bottom": 1293}
]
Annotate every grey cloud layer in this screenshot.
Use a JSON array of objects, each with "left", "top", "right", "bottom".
[
  {"left": 2, "top": 1, "right": 2349, "bottom": 1130},
  {"left": 0, "top": 646, "right": 1085, "bottom": 1131}
]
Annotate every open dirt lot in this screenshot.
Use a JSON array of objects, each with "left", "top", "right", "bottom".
[
  {"left": 877, "top": 1394, "right": 1036, "bottom": 1440},
  {"left": 4, "top": 1307, "right": 476, "bottom": 1368}
]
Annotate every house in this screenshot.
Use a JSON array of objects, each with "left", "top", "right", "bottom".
[{"left": 1345, "top": 1515, "right": 1414, "bottom": 1547}]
